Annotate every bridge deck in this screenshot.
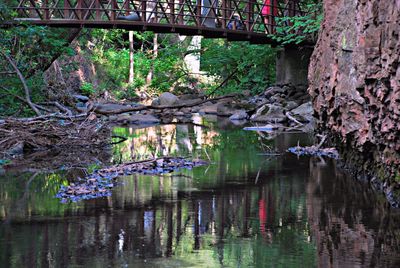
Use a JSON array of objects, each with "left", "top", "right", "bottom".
[{"left": 3, "top": 0, "right": 305, "bottom": 44}]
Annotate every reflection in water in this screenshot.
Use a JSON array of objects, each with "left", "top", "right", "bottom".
[
  {"left": 0, "top": 118, "right": 399, "bottom": 267},
  {"left": 307, "top": 158, "right": 400, "bottom": 268}
]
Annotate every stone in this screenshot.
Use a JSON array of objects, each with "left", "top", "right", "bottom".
[
  {"left": 230, "top": 119, "right": 247, "bottom": 126},
  {"left": 290, "top": 102, "right": 313, "bottom": 122},
  {"left": 229, "top": 110, "right": 248, "bottom": 120},
  {"left": 216, "top": 102, "right": 239, "bottom": 116},
  {"left": 73, "top": 94, "right": 89, "bottom": 102},
  {"left": 180, "top": 107, "right": 192, "bottom": 113},
  {"left": 270, "top": 94, "right": 283, "bottom": 103},
  {"left": 109, "top": 113, "right": 160, "bottom": 124},
  {"left": 95, "top": 103, "right": 133, "bottom": 113},
  {"left": 158, "top": 92, "right": 179, "bottom": 106},
  {"left": 251, "top": 104, "right": 286, "bottom": 123},
  {"left": 174, "top": 111, "right": 185, "bottom": 116},
  {"left": 198, "top": 103, "right": 219, "bottom": 114},
  {"left": 151, "top": 98, "right": 160, "bottom": 106},
  {"left": 285, "top": 101, "right": 299, "bottom": 111},
  {"left": 161, "top": 117, "right": 173, "bottom": 124},
  {"left": 180, "top": 98, "right": 203, "bottom": 106}
]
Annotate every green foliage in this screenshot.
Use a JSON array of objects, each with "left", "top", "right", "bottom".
[
  {"left": 201, "top": 40, "right": 276, "bottom": 95},
  {"left": 89, "top": 30, "right": 189, "bottom": 97},
  {"left": 80, "top": 82, "right": 95, "bottom": 95},
  {"left": 0, "top": 3, "right": 75, "bottom": 116},
  {"left": 270, "top": 1, "right": 323, "bottom": 45}
]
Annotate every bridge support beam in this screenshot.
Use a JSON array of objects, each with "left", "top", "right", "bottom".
[{"left": 275, "top": 47, "right": 313, "bottom": 87}]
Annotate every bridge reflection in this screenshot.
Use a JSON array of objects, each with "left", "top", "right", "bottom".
[{"left": 6, "top": 0, "right": 305, "bottom": 43}]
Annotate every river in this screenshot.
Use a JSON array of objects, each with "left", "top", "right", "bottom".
[{"left": 0, "top": 116, "right": 399, "bottom": 267}]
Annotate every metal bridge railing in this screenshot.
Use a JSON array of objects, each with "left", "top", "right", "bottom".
[{"left": 12, "top": 0, "right": 305, "bottom": 35}]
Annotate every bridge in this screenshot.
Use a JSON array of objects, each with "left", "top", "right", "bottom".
[{"left": 3, "top": 0, "right": 305, "bottom": 44}]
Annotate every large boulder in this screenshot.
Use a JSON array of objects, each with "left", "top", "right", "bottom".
[
  {"left": 251, "top": 104, "right": 286, "bottom": 123},
  {"left": 290, "top": 102, "right": 313, "bottom": 122},
  {"left": 158, "top": 92, "right": 179, "bottom": 106}
]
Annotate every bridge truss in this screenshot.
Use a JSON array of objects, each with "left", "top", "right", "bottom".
[{"left": 3, "top": 0, "right": 305, "bottom": 43}]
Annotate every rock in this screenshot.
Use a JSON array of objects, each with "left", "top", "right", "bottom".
[
  {"left": 307, "top": 0, "right": 400, "bottom": 199},
  {"left": 180, "top": 107, "right": 192, "bottom": 114},
  {"left": 109, "top": 113, "right": 160, "bottom": 124},
  {"left": 158, "top": 92, "right": 179, "bottom": 106},
  {"left": 250, "top": 104, "right": 269, "bottom": 120},
  {"left": 179, "top": 93, "right": 201, "bottom": 100},
  {"left": 236, "top": 100, "right": 257, "bottom": 111},
  {"left": 229, "top": 110, "right": 248, "bottom": 120},
  {"left": 95, "top": 103, "right": 132, "bottom": 113},
  {"left": 191, "top": 106, "right": 200, "bottom": 113},
  {"left": 161, "top": 117, "right": 174, "bottom": 124},
  {"left": 264, "top": 86, "right": 285, "bottom": 98},
  {"left": 174, "top": 111, "right": 185, "bottom": 116},
  {"left": 230, "top": 119, "right": 248, "bottom": 126},
  {"left": 270, "top": 94, "right": 283, "bottom": 103},
  {"left": 180, "top": 98, "right": 203, "bottom": 106},
  {"left": 198, "top": 103, "right": 219, "bottom": 114},
  {"left": 73, "top": 94, "right": 89, "bottom": 103},
  {"left": 216, "top": 102, "right": 239, "bottom": 116},
  {"left": 151, "top": 98, "right": 160, "bottom": 106},
  {"left": 0, "top": 120, "right": 5, "bottom": 125},
  {"left": 290, "top": 102, "right": 313, "bottom": 122},
  {"left": 251, "top": 104, "right": 286, "bottom": 123},
  {"left": 285, "top": 101, "right": 299, "bottom": 111}
]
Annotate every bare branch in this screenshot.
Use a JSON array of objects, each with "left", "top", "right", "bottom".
[{"left": 0, "top": 52, "right": 41, "bottom": 116}]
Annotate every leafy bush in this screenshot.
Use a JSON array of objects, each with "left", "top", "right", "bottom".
[
  {"left": 80, "top": 82, "right": 95, "bottom": 95},
  {"left": 270, "top": 1, "right": 323, "bottom": 45},
  {"left": 201, "top": 40, "right": 276, "bottom": 95}
]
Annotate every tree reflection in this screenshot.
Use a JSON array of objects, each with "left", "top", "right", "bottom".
[{"left": 1, "top": 121, "right": 399, "bottom": 267}]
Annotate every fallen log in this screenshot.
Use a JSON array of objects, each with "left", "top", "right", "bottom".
[{"left": 93, "top": 93, "right": 239, "bottom": 115}]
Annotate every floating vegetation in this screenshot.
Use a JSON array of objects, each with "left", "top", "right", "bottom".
[{"left": 56, "top": 157, "right": 208, "bottom": 203}]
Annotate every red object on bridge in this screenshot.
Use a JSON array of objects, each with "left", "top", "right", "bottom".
[{"left": 262, "top": 0, "right": 279, "bottom": 17}]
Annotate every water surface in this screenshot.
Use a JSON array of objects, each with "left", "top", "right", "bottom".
[{"left": 1, "top": 117, "right": 399, "bottom": 267}]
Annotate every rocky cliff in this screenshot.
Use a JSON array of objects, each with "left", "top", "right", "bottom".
[{"left": 308, "top": 0, "right": 400, "bottom": 201}]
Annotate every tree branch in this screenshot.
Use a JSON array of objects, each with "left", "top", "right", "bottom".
[{"left": 0, "top": 52, "right": 41, "bottom": 116}]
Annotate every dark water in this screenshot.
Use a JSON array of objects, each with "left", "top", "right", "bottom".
[{"left": 1, "top": 116, "right": 399, "bottom": 267}]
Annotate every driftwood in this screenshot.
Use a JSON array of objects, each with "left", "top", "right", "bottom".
[
  {"left": 93, "top": 93, "right": 238, "bottom": 115},
  {"left": 0, "top": 115, "right": 110, "bottom": 156},
  {"left": 288, "top": 135, "right": 339, "bottom": 159}
]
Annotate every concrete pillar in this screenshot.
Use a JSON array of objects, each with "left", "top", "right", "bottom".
[{"left": 275, "top": 47, "right": 313, "bottom": 87}]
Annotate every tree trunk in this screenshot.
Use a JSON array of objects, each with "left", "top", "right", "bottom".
[
  {"left": 146, "top": 34, "right": 159, "bottom": 86},
  {"left": 128, "top": 31, "right": 134, "bottom": 84}
]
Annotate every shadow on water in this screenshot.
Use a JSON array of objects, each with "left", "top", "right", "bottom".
[{"left": 0, "top": 116, "right": 399, "bottom": 267}]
